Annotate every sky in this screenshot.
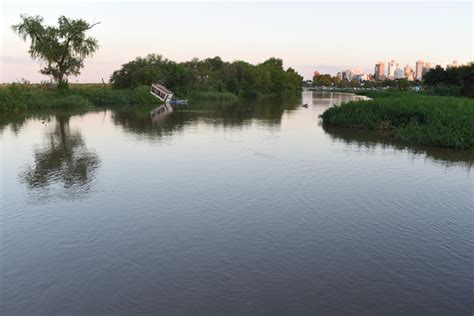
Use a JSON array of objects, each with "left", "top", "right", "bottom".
[{"left": 1, "top": 0, "right": 472, "bottom": 82}]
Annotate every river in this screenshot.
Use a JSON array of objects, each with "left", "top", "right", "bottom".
[{"left": 1, "top": 91, "right": 472, "bottom": 315}]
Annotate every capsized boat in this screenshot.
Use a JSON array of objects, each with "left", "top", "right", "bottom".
[{"left": 150, "top": 83, "right": 188, "bottom": 105}]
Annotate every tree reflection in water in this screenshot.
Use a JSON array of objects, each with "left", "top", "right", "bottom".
[
  {"left": 20, "top": 114, "right": 100, "bottom": 201},
  {"left": 112, "top": 96, "right": 300, "bottom": 140},
  {"left": 322, "top": 124, "right": 473, "bottom": 169}
]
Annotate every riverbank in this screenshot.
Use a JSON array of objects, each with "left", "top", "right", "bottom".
[
  {"left": 0, "top": 84, "right": 162, "bottom": 113},
  {"left": 320, "top": 91, "right": 474, "bottom": 149},
  {"left": 0, "top": 83, "right": 303, "bottom": 113}
]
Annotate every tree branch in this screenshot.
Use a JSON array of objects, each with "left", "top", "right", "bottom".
[{"left": 85, "top": 22, "right": 100, "bottom": 31}]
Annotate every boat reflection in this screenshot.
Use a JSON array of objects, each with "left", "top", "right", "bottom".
[
  {"left": 150, "top": 103, "right": 173, "bottom": 124},
  {"left": 111, "top": 96, "right": 300, "bottom": 139}
]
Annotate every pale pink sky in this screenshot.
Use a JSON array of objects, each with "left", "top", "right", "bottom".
[{"left": 1, "top": 1, "right": 472, "bottom": 82}]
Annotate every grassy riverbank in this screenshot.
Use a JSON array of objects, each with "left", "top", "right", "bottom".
[
  {"left": 320, "top": 91, "right": 474, "bottom": 149},
  {"left": 0, "top": 83, "right": 300, "bottom": 113},
  {"left": 187, "top": 91, "right": 240, "bottom": 102},
  {"left": 0, "top": 84, "right": 162, "bottom": 113}
]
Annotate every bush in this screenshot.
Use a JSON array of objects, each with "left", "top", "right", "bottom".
[
  {"left": 0, "top": 85, "right": 25, "bottom": 112},
  {"left": 0, "top": 84, "right": 162, "bottom": 113},
  {"left": 188, "top": 91, "right": 239, "bottom": 102},
  {"left": 130, "top": 85, "right": 162, "bottom": 104},
  {"left": 320, "top": 91, "right": 474, "bottom": 149},
  {"left": 31, "top": 95, "right": 93, "bottom": 109}
]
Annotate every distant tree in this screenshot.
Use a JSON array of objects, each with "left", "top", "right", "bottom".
[
  {"left": 313, "top": 74, "right": 332, "bottom": 87},
  {"left": 397, "top": 78, "right": 409, "bottom": 90},
  {"left": 110, "top": 55, "right": 303, "bottom": 97},
  {"left": 382, "top": 79, "right": 396, "bottom": 88},
  {"left": 331, "top": 76, "right": 341, "bottom": 87},
  {"left": 423, "top": 66, "right": 446, "bottom": 86},
  {"left": 12, "top": 15, "right": 99, "bottom": 87},
  {"left": 424, "top": 64, "right": 474, "bottom": 97},
  {"left": 349, "top": 79, "right": 360, "bottom": 88}
]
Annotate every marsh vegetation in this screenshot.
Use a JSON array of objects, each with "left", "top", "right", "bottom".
[{"left": 320, "top": 91, "right": 474, "bottom": 149}]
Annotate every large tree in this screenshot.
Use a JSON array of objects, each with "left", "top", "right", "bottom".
[{"left": 12, "top": 15, "right": 99, "bottom": 86}]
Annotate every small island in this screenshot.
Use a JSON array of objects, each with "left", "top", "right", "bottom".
[{"left": 319, "top": 65, "right": 474, "bottom": 149}]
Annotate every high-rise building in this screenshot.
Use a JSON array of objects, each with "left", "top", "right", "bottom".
[
  {"left": 415, "top": 60, "right": 424, "bottom": 80},
  {"left": 394, "top": 68, "right": 405, "bottom": 79},
  {"left": 342, "top": 69, "right": 353, "bottom": 81},
  {"left": 422, "top": 62, "right": 433, "bottom": 78},
  {"left": 355, "top": 74, "right": 368, "bottom": 82},
  {"left": 374, "top": 62, "right": 385, "bottom": 81},
  {"left": 404, "top": 65, "right": 414, "bottom": 81},
  {"left": 387, "top": 60, "right": 396, "bottom": 79}
]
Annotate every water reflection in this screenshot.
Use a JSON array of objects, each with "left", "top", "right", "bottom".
[
  {"left": 111, "top": 96, "right": 300, "bottom": 139},
  {"left": 188, "top": 96, "right": 300, "bottom": 126},
  {"left": 2, "top": 93, "right": 472, "bottom": 315},
  {"left": 111, "top": 105, "right": 187, "bottom": 139},
  {"left": 19, "top": 113, "right": 100, "bottom": 201},
  {"left": 323, "top": 125, "right": 473, "bottom": 168},
  {"left": 150, "top": 103, "right": 173, "bottom": 123},
  {"left": 1, "top": 113, "right": 32, "bottom": 135}
]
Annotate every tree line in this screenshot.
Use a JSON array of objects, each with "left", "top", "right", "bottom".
[
  {"left": 312, "top": 73, "right": 417, "bottom": 90},
  {"left": 423, "top": 64, "right": 474, "bottom": 97},
  {"left": 312, "top": 63, "right": 474, "bottom": 97},
  {"left": 110, "top": 54, "right": 303, "bottom": 97}
]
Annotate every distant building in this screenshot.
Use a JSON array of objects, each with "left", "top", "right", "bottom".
[
  {"left": 422, "top": 62, "right": 433, "bottom": 78},
  {"left": 446, "top": 60, "right": 459, "bottom": 69},
  {"left": 374, "top": 62, "right": 385, "bottom": 80},
  {"left": 394, "top": 68, "right": 405, "bottom": 79},
  {"left": 342, "top": 69, "right": 353, "bottom": 81},
  {"left": 387, "top": 60, "right": 396, "bottom": 80},
  {"left": 404, "top": 65, "right": 414, "bottom": 81},
  {"left": 415, "top": 60, "right": 424, "bottom": 80},
  {"left": 355, "top": 74, "right": 368, "bottom": 82},
  {"left": 336, "top": 72, "right": 342, "bottom": 80}
]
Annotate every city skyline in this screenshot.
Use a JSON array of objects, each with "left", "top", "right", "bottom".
[
  {"left": 1, "top": 1, "right": 472, "bottom": 82},
  {"left": 314, "top": 58, "right": 469, "bottom": 82}
]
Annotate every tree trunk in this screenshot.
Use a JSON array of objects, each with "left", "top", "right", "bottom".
[
  {"left": 57, "top": 68, "right": 66, "bottom": 88},
  {"left": 57, "top": 73, "right": 64, "bottom": 85}
]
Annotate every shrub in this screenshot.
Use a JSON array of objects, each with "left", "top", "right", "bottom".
[{"left": 320, "top": 91, "right": 474, "bottom": 149}]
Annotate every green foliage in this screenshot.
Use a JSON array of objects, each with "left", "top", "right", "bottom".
[
  {"left": 0, "top": 84, "right": 26, "bottom": 112},
  {"left": 188, "top": 91, "right": 239, "bottom": 102},
  {"left": 424, "top": 64, "right": 474, "bottom": 97},
  {"left": 313, "top": 74, "right": 333, "bottom": 87},
  {"left": 110, "top": 54, "right": 303, "bottom": 97},
  {"left": 130, "top": 85, "right": 164, "bottom": 105},
  {"left": 0, "top": 84, "right": 161, "bottom": 113},
  {"left": 11, "top": 15, "right": 99, "bottom": 85},
  {"left": 396, "top": 78, "right": 410, "bottom": 90},
  {"left": 320, "top": 91, "right": 474, "bottom": 149},
  {"left": 311, "top": 73, "right": 418, "bottom": 90}
]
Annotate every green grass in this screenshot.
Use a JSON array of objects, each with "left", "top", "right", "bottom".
[
  {"left": 320, "top": 91, "right": 474, "bottom": 149},
  {"left": 0, "top": 84, "right": 162, "bottom": 113},
  {"left": 187, "top": 91, "right": 239, "bottom": 102}
]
